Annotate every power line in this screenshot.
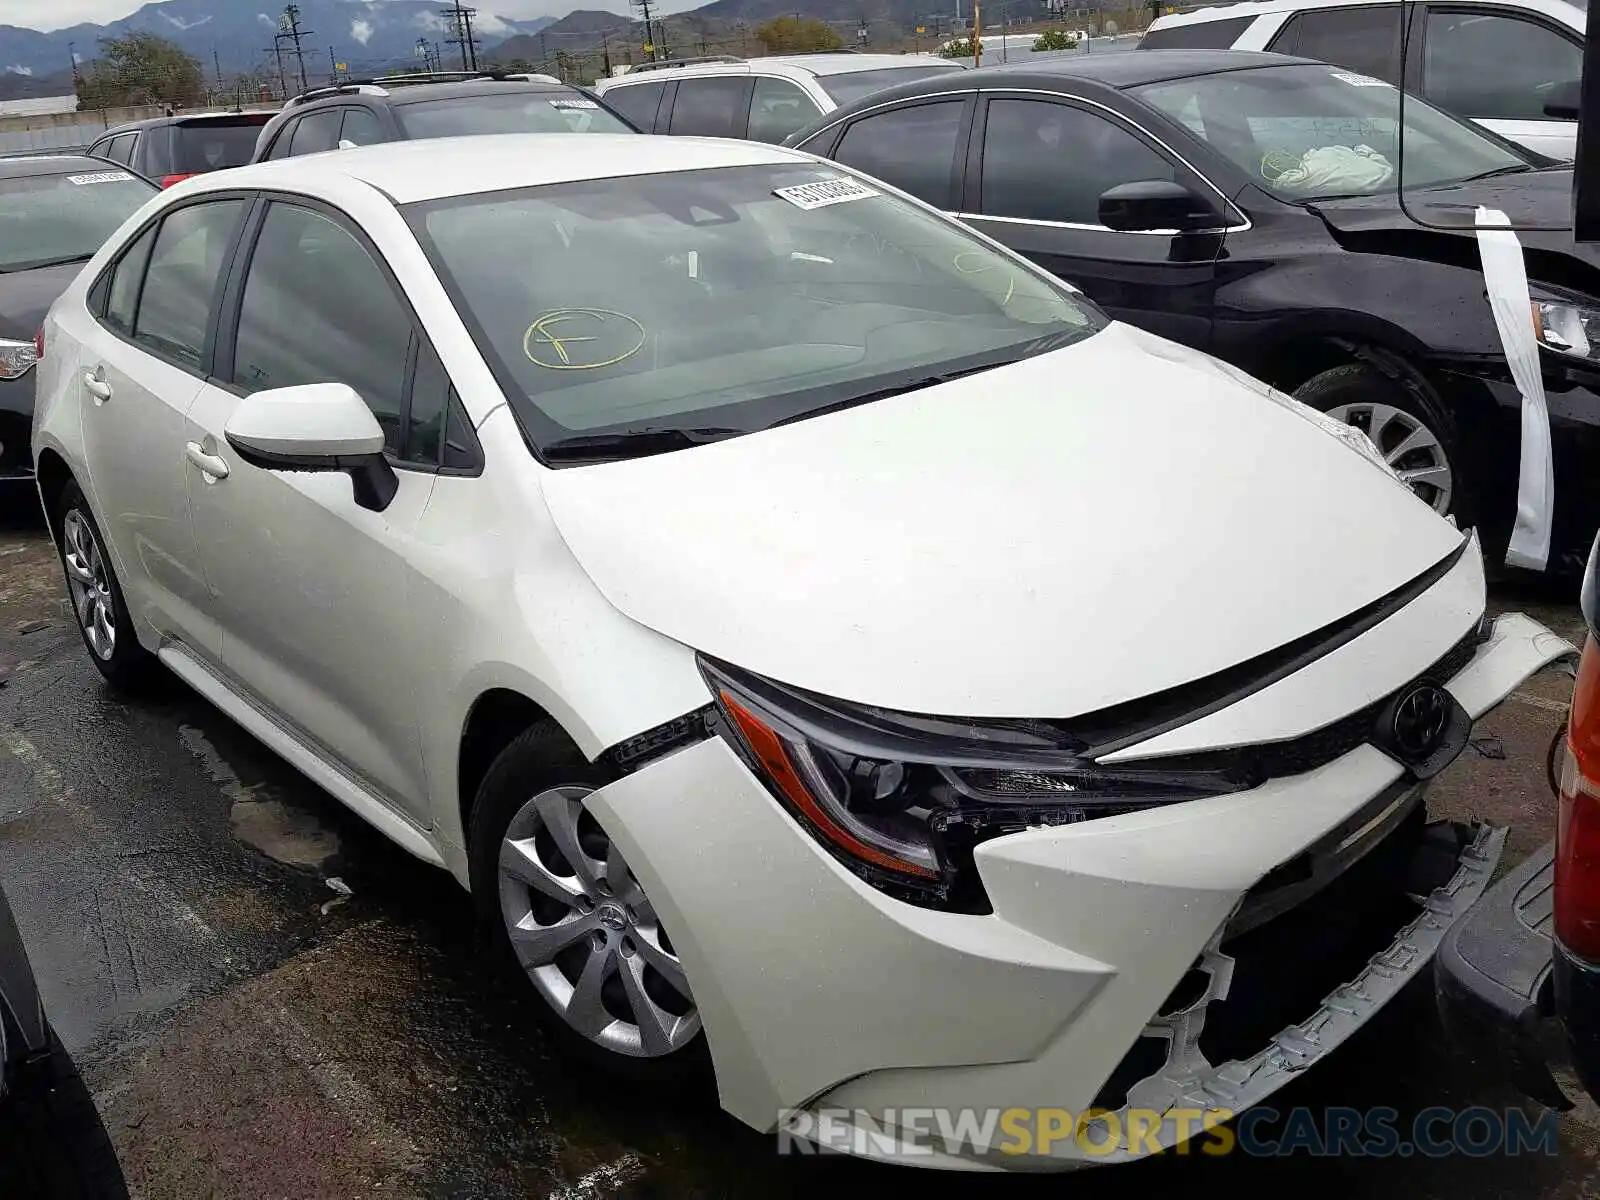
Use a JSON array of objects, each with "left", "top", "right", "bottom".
[{"left": 277, "top": 4, "right": 313, "bottom": 94}]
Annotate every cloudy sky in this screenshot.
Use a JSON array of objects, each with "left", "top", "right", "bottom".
[{"left": 4, "top": 0, "right": 645, "bottom": 32}]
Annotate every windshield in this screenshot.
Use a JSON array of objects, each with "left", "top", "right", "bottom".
[
  {"left": 395, "top": 91, "right": 634, "bottom": 138},
  {"left": 0, "top": 168, "right": 154, "bottom": 272},
  {"left": 1133, "top": 63, "right": 1530, "bottom": 201},
  {"left": 409, "top": 162, "right": 1102, "bottom": 457},
  {"left": 818, "top": 64, "right": 966, "bottom": 106},
  {"left": 174, "top": 120, "right": 270, "bottom": 171}
]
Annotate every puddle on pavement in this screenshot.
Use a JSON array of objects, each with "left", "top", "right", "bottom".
[{"left": 179, "top": 724, "right": 340, "bottom": 869}]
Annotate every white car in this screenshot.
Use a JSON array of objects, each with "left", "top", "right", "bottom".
[
  {"left": 1141, "top": 0, "right": 1585, "bottom": 160},
  {"left": 592, "top": 53, "right": 966, "bottom": 144},
  {"left": 32, "top": 133, "right": 1572, "bottom": 1168}
]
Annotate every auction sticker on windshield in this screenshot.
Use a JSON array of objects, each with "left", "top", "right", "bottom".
[
  {"left": 1330, "top": 71, "right": 1391, "bottom": 88},
  {"left": 550, "top": 98, "right": 598, "bottom": 109},
  {"left": 774, "top": 178, "right": 880, "bottom": 210},
  {"left": 68, "top": 170, "right": 135, "bottom": 185}
]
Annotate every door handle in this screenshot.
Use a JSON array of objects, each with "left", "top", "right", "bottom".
[
  {"left": 184, "top": 441, "right": 230, "bottom": 481},
  {"left": 83, "top": 369, "right": 112, "bottom": 404}
]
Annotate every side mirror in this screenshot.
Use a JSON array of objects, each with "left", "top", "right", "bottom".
[
  {"left": 1098, "top": 180, "right": 1224, "bottom": 233},
  {"left": 1544, "top": 78, "right": 1582, "bottom": 120},
  {"left": 224, "top": 382, "right": 398, "bottom": 513}
]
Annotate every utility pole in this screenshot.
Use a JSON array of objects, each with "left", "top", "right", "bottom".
[
  {"left": 441, "top": 2, "right": 480, "bottom": 71},
  {"left": 630, "top": 0, "right": 658, "bottom": 62},
  {"left": 600, "top": 29, "right": 613, "bottom": 77},
  {"left": 212, "top": 47, "right": 224, "bottom": 95},
  {"left": 540, "top": 30, "right": 550, "bottom": 71},
  {"left": 266, "top": 38, "right": 288, "bottom": 98},
  {"left": 972, "top": 0, "right": 982, "bottom": 63},
  {"left": 278, "top": 4, "right": 312, "bottom": 93},
  {"left": 68, "top": 41, "right": 80, "bottom": 86},
  {"left": 328, "top": 46, "right": 339, "bottom": 83}
]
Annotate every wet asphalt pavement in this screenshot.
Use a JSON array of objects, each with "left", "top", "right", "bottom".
[{"left": 0, "top": 498, "right": 1597, "bottom": 1198}]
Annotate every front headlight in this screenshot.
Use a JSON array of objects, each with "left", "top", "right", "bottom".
[
  {"left": 0, "top": 337, "right": 38, "bottom": 382},
  {"left": 1532, "top": 297, "right": 1600, "bottom": 362},
  {"left": 701, "top": 657, "right": 1243, "bottom": 911}
]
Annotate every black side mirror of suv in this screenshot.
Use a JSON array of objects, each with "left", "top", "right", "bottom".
[{"left": 1098, "top": 180, "right": 1222, "bottom": 234}]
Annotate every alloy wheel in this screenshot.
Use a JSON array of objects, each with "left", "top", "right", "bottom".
[
  {"left": 498, "top": 785, "right": 699, "bottom": 1058},
  {"left": 1323, "top": 401, "right": 1454, "bottom": 514},
  {"left": 62, "top": 509, "right": 115, "bottom": 661}
]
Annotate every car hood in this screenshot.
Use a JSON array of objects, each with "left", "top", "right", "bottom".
[
  {"left": 1308, "top": 168, "right": 1600, "bottom": 295},
  {"left": 0, "top": 260, "right": 80, "bottom": 342},
  {"left": 539, "top": 322, "right": 1466, "bottom": 718}
]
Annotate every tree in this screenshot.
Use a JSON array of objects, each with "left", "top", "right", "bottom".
[
  {"left": 76, "top": 32, "right": 204, "bottom": 111},
  {"left": 754, "top": 16, "right": 843, "bottom": 54},
  {"left": 1033, "top": 28, "right": 1079, "bottom": 50}
]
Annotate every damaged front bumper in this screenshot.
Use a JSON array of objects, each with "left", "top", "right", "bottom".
[{"left": 585, "top": 609, "right": 1572, "bottom": 1171}]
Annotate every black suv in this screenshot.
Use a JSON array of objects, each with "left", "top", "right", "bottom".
[
  {"left": 250, "top": 71, "right": 637, "bottom": 162},
  {"left": 87, "top": 111, "right": 275, "bottom": 187}
]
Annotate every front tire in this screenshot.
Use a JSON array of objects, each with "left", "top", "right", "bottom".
[
  {"left": 1294, "top": 362, "right": 1469, "bottom": 523},
  {"left": 467, "top": 722, "right": 710, "bottom": 1087},
  {"left": 54, "top": 482, "right": 153, "bottom": 690}
]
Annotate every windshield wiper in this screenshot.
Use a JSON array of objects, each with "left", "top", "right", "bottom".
[
  {"left": 1462, "top": 165, "right": 1535, "bottom": 182},
  {"left": 0, "top": 252, "right": 93, "bottom": 274},
  {"left": 542, "top": 425, "right": 746, "bottom": 464}
]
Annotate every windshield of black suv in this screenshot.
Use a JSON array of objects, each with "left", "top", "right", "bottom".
[
  {"left": 817, "top": 64, "right": 967, "bottom": 106},
  {"left": 408, "top": 162, "right": 1103, "bottom": 457},
  {"left": 394, "top": 90, "right": 634, "bottom": 138},
  {"left": 1133, "top": 63, "right": 1531, "bottom": 201},
  {"left": 0, "top": 167, "right": 154, "bottom": 272}
]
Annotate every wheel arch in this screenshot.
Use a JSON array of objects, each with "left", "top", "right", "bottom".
[
  {"left": 456, "top": 687, "right": 566, "bottom": 851},
  {"left": 33, "top": 448, "right": 73, "bottom": 542},
  {"left": 1244, "top": 315, "right": 1436, "bottom": 396}
]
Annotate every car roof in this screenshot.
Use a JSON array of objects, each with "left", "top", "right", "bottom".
[
  {"left": 189, "top": 132, "right": 802, "bottom": 205},
  {"left": 819, "top": 47, "right": 1306, "bottom": 104},
  {"left": 291, "top": 77, "right": 584, "bottom": 109},
  {"left": 1151, "top": 0, "right": 1583, "bottom": 27},
  {"left": 95, "top": 111, "right": 277, "bottom": 137},
  {"left": 0, "top": 153, "right": 129, "bottom": 179},
  {"left": 605, "top": 52, "right": 957, "bottom": 82}
]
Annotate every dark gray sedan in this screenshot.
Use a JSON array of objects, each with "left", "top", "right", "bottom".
[{"left": 0, "top": 157, "right": 155, "bottom": 483}]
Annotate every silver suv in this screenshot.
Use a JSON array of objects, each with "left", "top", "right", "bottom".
[{"left": 592, "top": 52, "right": 967, "bottom": 144}]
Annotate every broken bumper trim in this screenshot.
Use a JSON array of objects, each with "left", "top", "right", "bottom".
[{"left": 1094, "top": 823, "right": 1507, "bottom": 1161}]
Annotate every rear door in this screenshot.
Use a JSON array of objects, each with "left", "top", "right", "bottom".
[
  {"left": 960, "top": 91, "right": 1232, "bottom": 350},
  {"left": 70, "top": 194, "right": 249, "bottom": 658},
  {"left": 812, "top": 94, "right": 977, "bottom": 210},
  {"left": 1413, "top": 4, "right": 1581, "bottom": 160}
]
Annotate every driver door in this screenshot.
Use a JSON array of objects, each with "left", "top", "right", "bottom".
[{"left": 182, "top": 197, "right": 446, "bottom": 824}]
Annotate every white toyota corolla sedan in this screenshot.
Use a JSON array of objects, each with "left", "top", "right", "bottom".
[{"left": 32, "top": 133, "right": 1573, "bottom": 1168}]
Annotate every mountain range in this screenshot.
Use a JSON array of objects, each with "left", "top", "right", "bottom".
[{"left": 0, "top": 0, "right": 562, "bottom": 80}]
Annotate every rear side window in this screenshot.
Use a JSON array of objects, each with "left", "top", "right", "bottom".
[
  {"left": 747, "top": 76, "right": 823, "bottom": 143},
  {"left": 174, "top": 120, "right": 269, "bottom": 172},
  {"left": 604, "top": 81, "right": 666, "bottom": 130},
  {"left": 1139, "top": 16, "right": 1255, "bottom": 49},
  {"left": 231, "top": 202, "right": 413, "bottom": 456},
  {"left": 264, "top": 119, "right": 297, "bottom": 160},
  {"left": 667, "top": 77, "right": 751, "bottom": 137},
  {"left": 102, "top": 133, "right": 138, "bottom": 166},
  {"left": 133, "top": 199, "right": 246, "bottom": 367},
  {"left": 339, "top": 107, "right": 384, "bottom": 147},
  {"left": 105, "top": 225, "right": 156, "bottom": 334},
  {"left": 834, "top": 100, "right": 966, "bottom": 209},
  {"left": 1269, "top": 5, "right": 1404, "bottom": 83},
  {"left": 288, "top": 109, "right": 342, "bottom": 156}
]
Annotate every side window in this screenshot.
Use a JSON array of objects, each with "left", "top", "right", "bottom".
[
  {"left": 264, "top": 119, "right": 298, "bottom": 160},
  {"left": 833, "top": 100, "right": 966, "bottom": 209},
  {"left": 747, "top": 77, "right": 823, "bottom": 143},
  {"left": 104, "top": 225, "right": 157, "bottom": 333},
  {"left": 1138, "top": 16, "right": 1255, "bottom": 49},
  {"left": 231, "top": 202, "right": 413, "bottom": 456},
  {"left": 288, "top": 109, "right": 341, "bottom": 157},
  {"left": 102, "top": 133, "right": 137, "bottom": 166},
  {"left": 667, "top": 77, "right": 750, "bottom": 138},
  {"left": 132, "top": 199, "right": 245, "bottom": 368},
  {"left": 339, "top": 107, "right": 384, "bottom": 147},
  {"left": 980, "top": 100, "right": 1177, "bottom": 225},
  {"left": 1423, "top": 12, "right": 1582, "bottom": 121},
  {"left": 1269, "top": 5, "right": 1403, "bottom": 83},
  {"left": 604, "top": 81, "right": 666, "bottom": 130}
]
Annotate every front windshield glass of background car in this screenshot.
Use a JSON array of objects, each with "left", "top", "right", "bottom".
[
  {"left": 1134, "top": 63, "right": 1529, "bottom": 201},
  {"left": 408, "top": 163, "right": 1103, "bottom": 453},
  {"left": 0, "top": 169, "right": 155, "bottom": 272},
  {"left": 394, "top": 92, "right": 633, "bottom": 137}
]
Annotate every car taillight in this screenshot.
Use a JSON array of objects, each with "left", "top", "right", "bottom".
[
  {"left": 160, "top": 173, "right": 197, "bottom": 188},
  {"left": 1558, "top": 632, "right": 1600, "bottom": 962}
]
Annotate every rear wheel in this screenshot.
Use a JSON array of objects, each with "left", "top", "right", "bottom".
[
  {"left": 468, "top": 723, "right": 709, "bottom": 1085},
  {"left": 54, "top": 482, "right": 153, "bottom": 690},
  {"left": 1294, "top": 363, "right": 1467, "bottom": 522}
]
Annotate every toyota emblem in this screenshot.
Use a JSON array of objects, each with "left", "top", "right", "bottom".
[{"left": 1391, "top": 683, "right": 1451, "bottom": 758}]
